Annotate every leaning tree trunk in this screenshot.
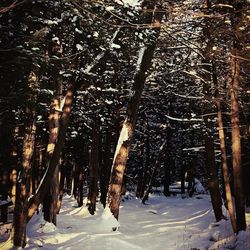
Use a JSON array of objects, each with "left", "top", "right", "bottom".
[
  {"left": 13, "top": 72, "right": 37, "bottom": 248},
  {"left": 108, "top": 3, "right": 164, "bottom": 220},
  {"left": 27, "top": 84, "right": 74, "bottom": 221},
  {"left": 230, "top": 50, "right": 246, "bottom": 232}
]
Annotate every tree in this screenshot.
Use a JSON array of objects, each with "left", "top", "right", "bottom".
[{"left": 108, "top": 0, "right": 165, "bottom": 220}]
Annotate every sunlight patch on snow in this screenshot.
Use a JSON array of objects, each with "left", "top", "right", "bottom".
[{"left": 22, "top": 194, "right": 250, "bottom": 250}]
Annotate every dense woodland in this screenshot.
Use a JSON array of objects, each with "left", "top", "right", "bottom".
[{"left": 0, "top": 0, "right": 249, "bottom": 248}]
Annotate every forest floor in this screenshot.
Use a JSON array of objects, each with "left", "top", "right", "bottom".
[{"left": 1, "top": 191, "right": 250, "bottom": 249}]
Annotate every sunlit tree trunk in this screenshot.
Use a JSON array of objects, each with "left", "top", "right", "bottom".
[
  {"left": 213, "top": 59, "right": 237, "bottom": 232},
  {"left": 108, "top": 3, "right": 164, "bottom": 219},
  {"left": 43, "top": 98, "right": 61, "bottom": 225},
  {"left": 27, "top": 84, "right": 74, "bottom": 221},
  {"left": 230, "top": 50, "right": 246, "bottom": 232},
  {"left": 201, "top": 0, "right": 223, "bottom": 222}
]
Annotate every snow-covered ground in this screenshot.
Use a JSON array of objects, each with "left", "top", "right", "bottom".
[{"left": 1, "top": 193, "right": 250, "bottom": 249}]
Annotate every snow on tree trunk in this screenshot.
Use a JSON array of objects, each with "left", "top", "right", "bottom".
[{"left": 108, "top": 1, "right": 164, "bottom": 219}]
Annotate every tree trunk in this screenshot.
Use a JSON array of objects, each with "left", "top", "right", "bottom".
[
  {"left": 43, "top": 98, "right": 61, "bottom": 225},
  {"left": 108, "top": 2, "right": 164, "bottom": 220},
  {"left": 142, "top": 139, "right": 167, "bottom": 203},
  {"left": 163, "top": 159, "right": 172, "bottom": 197},
  {"left": 214, "top": 61, "right": 237, "bottom": 233},
  {"left": 87, "top": 119, "right": 100, "bottom": 215},
  {"left": 13, "top": 71, "right": 37, "bottom": 248},
  {"left": 230, "top": 50, "right": 246, "bottom": 232},
  {"left": 27, "top": 84, "right": 74, "bottom": 221},
  {"left": 77, "top": 164, "right": 84, "bottom": 207},
  {"left": 57, "top": 164, "right": 66, "bottom": 213},
  {"left": 13, "top": 119, "right": 36, "bottom": 247},
  {"left": 100, "top": 129, "right": 112, "bottom": 207},
  {"left": 204, "top": 125, "right": 223, "bottom": 222}
]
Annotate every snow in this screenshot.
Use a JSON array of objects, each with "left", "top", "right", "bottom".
[
  {"left": 75, "top": 28, "right": 82, "bottom": 34},
  {"left": 121, "top": 0, "right": 142, "bottom": 7},
  {"left": 106, "top": 6, "right": 115, "bottom": 11},
  {"left": 193, "top": 179, "right": 206, "bottom": 194},
  {"left": 136, "top": 46, "right": 146, "bottom": 71},
  {"left": 111, "top": 43, "right": 121, "bottom": 49},
  {"left": 1, "top": 193, "right": 250, "bottom": 249},
  {"left": 112, "top": 121, "right": 129, "bottom": 165},
  {"left": 76, "top": 44, "right": 83, "bottom": 51}
]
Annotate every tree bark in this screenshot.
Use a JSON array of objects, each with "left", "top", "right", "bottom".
[
  {"left": 57, "top": 163, "right": 66, "bottom": 214},
  {"left": 230, "top": 50, "right": 246, "bottom": 232},
  {"left": 87, "top": 119, "right": 100, "bottom": 215},
  {"left": 108, "top": 1, "right": 164, "bottom": 220},
  {"left": 13, "top": 71, "right": 37, "bottom": 248},
  {"left": 13, "top": 119, "right": 36, "bottom": 247},
  {"left": 43, "top": 98, "right": 61, "bottom": 225},
  {"left": 27, "top": 84, "right": 74, "bottom": 221},
  {"left": 204, "top": 124, "right": 223, "bottom": 222},
  {"left": 213, "top": 58, "right": 237, "bottom": 233},
  {"left": 100, "top": 129, "right": 112, "bottom": 207}
]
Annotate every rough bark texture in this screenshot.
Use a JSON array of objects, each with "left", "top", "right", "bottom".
[
  {"left": 216, "top": 100, "right": 236, "bottom": 232},
  {"left": 27, "top": 84, "right": 74, "bottom": 221},
  {"left": 230, "top": 50, "right": 246, "bottom": 232},
  {"left": 43, "top": 98, "right": 61, "bottom": 225},
  {"left": 13, "top": 119, "right": 36, "bottom": 247},
  {"left": 108, "top": 0, "right": 164, "bottom": 220},
  {"left": 13, "top": 71, "right": 37, "bottom": 248}
]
